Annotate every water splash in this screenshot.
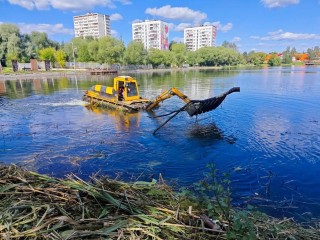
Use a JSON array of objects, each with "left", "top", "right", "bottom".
[{"left": 40, "top": 99, "right": 87, "bottom": 107}]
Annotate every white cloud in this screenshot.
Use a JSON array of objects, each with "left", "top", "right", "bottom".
[
  {"left": 115, "top": 0, "right": 131, "bottom": 5},
  {"left": 167, "top": 23, "right": 175, "bottom": 31},
  {"left": 218, "top": 23, "right": 233, "bottom": 32},
  {"left": 145, "top": 5, "right": 207, "bottom": 23},
  {"left": 7, "top": 0, "right": 128, "bottom": 10},
  {"left": 232, "top": 37, "right": 241, "bottom": 42},
  {"left": 174, "top": 23, "right": 192, "bottom": 32},
  {"left": 204, "top": 21, "right": 233, "bottom": 32},
  {"left": 18, "top": 23, "right": 74, "bottom": 36},
  {"left": 131, "top": 19, "right": 142, "bottom": 24},
  {"left": 252, "top": 29, "right": 320, "bottom": 40},
  {"left": 261, "top": 0, "right": 299, "bottom": 8},
  {"left": 8, "top": 0, "right": 35, "bottom": 10},
  {"left": 110, "top": 13, "right": 123, "bottom": 21},
  {"left": 111, "top": 29, "right": 118, "bottom": 37}
]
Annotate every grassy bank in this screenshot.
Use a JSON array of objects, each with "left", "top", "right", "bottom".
[
  {"left": 0, "top": 68, "right": 84, "bottom": 81},
  {"left": 0, "top": 165, "right": 319, "bottom": 239}
]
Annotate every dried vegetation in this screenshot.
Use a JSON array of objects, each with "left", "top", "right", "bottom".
[{"left": 0, "top": 165, "right": 319, "bottom": 239}]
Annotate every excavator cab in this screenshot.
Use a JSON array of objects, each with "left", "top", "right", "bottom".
[{"left": 113, "top": 76, "right": 140, "bottom": 101}]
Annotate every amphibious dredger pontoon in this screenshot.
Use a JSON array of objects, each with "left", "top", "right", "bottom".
[{"left": 83, "top": 76, "right": 240, "bottom": 132}]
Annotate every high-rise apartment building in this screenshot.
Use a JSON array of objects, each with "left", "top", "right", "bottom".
[
  {"left": 73, "top": 13, "right": 111, "bottom": 38},
  {"left": 132, "top": 20, "right": 169, "bottom": 50},
  {"left": 184, "top": 25, "right": 217, "bottom": 51}
]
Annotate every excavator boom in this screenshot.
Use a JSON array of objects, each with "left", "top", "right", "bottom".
[{"left": 146, "top": 87, "right": 191, "bottom": 110}]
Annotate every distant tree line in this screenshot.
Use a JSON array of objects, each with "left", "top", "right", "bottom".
[{"left": 1, "top": 23, "right": 319, "bottom": 69}]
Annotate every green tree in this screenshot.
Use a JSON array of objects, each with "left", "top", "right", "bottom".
[
  {"left": 162, "top": 50, "right": 174, "bottom": 67},
  {"left": 97, "top": 36, "right": 125, "bottom": 64},
  {"left": 315, "top": 46, "right": 320, "bottom": 60},
  {"left": 170, "top": 43, "right": 186, "bottom": 67},
  {"left": 186, "top": 51, "right": 198, "bottom": 66},
  {"left": 22, "top": 32, "right": 59, "bottom": 62},
  {"left": 147, "top": 48, "right": 169, "bottom": 67},
  {"left": 21, "top": 34, "right": 34, "bottom": 62},
  {"left": 248, "top": 51, "right": 266, "bottom": 65},
  {"left": 242, "top": 52, "right": 249, "bottom": 64},
  {"left": 307, "top": 46, "right": 320, "bottom": 60},
  {"left": 196, "top": 47, "right": 215, "bottom": 66},
  {"left": 169, "top": 41, "right": 177, "bottom": 50},
  {"left": 76, "top": 44, "right": 91, "bottom": 62},
  {"left": 71, "top": 37, "right": 93, "bottom": 62},
  {"left": 282, "top": 47, "right": 293, "bottom": 64},
  {"left": 87, "top": 40, "right": 99, "bottom": 62},
  {"left": 124, "top": 41, "right": 146, "bottom": 65},
  {"left": 222, "top": 41, "right": 238, "bottom": 51},
  {"left": 194, "top": 46, "right": 243, "bottom": 66},
  {"left": 268, "top": 54, "right": 281, "bottom": 66},
  {"left": 0, "top": 24, "right": 21, "bottom": 65},
  {"left": 290, "top": 47, "right": 297, "bottom": 55},
  {"left": 6, "top": 34, "right": 21, "bottom": 61},
  {"left": 54, "top": 49, "right": 67, "bottom": 67},
  {"left": 29, "top": 32, "right": 58, "bottom": 50},
  {"left": 217, "top": 47, "right": 244, "bottom": 66},
  {"left": 39, "top": 47, "right": 56, "bottom": 64}
]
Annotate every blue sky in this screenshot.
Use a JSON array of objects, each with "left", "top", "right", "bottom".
[{"left": 1, "top": 0, "right": 319, "bottom": 53}]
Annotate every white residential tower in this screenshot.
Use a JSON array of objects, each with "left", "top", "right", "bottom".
[
  {"left": 132, "top": 20, "right": 169, "bottom": 50},
  {"left": 73, "top": 13, "right": 111, "bottom": 38},
  {"left": 184, "top": 25, "right": 217, "bottom": 51}
]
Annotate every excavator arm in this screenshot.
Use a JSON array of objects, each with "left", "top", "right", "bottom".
[
  {"left": 146, "top": 87, "right": 191, "bottom": 110},
  {"left": 149, "top": 86, "right": 241, "bottom": 134}
]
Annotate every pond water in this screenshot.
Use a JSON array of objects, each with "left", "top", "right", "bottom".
[{"left": 1, "top": 66, "right": 320, "bottom": 222}]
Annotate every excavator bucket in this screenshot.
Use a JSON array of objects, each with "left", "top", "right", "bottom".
[{"left": 184, "top": 87, "right": 240, "bottom": 116}]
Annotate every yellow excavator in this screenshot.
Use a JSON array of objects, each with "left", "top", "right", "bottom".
[
  {"left": 83, "top": 76, "right": 240, "bottom": 133},
  {"left": 83, "top": 76, "right": 151, "bottom": 112}
]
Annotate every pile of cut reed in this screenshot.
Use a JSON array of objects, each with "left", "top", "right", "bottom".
[{"left": 0, "top": 164, "right": 319, "bottom": 239}]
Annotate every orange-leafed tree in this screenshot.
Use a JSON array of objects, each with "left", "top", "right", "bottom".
[{"left": 294, "top": 53, "right": 309, "bottom": 61}]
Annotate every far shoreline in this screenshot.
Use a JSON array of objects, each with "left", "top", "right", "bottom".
[
  {"left": 0, "top": 66, "right": 227, "bottom": 81},
  {"left": 1, "top": 64, "right": 313, "bottom": 81}
]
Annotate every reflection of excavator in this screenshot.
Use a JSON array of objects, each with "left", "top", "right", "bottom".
[
  {"left": 85, "top": 105, "right": 141, "bottom": 131},
  {"left": 83, "top": 76, "right": 240, "bottom": 133}
]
